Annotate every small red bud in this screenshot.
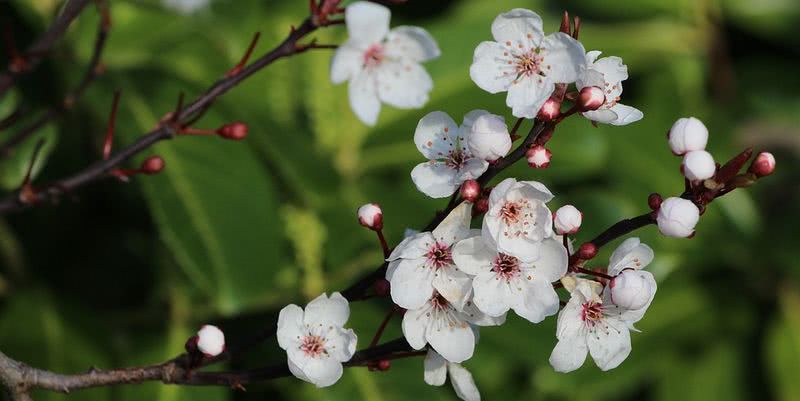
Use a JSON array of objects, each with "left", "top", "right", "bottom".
[
  {"left": 647, "top": 193, "right": 663, "bottom": 210},
  {"left": 373, "top": 278, "right": 390, "bottom": 297},
  {"left": 460, "top": 180, "right": 481, "bottom": 202},
  {"left": 141, "top": 156, "right": 165, "bottom": 174},
  {"left": 577, "top": 86, "right": 606, "bottom": 112},
  {"left": 217, "top": 122, "right": 249, "bottom": 140},
  {"left": 578, "top": 243, "right": 597, "bottom": 260},
  {"left": 749, "top": 152, "right": 775, "bottom": 177},
  {"left": 537, "top": 97, "right": 561, "bottom": 122},
  {"left": 377, "top": 359, "right": 391, "bottom": 371},
  {"left": 475, "top": 197, "right": 489, "bottom": 214},
  {"left": 526, "top": 145, "right": 551, "bottom": 169}
]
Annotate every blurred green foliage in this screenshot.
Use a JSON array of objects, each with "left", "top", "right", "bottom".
[{"left": 0, "top": 0, "right": 798, "bottom": 400}]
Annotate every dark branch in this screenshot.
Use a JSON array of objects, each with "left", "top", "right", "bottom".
[{"left": 588, "top": 213, "right": 655, "bottom": 249}]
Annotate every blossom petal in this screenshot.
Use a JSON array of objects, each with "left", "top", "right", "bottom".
[
  {"left": 457, "top": 158, "right": 490, "bottom": 182},
  {"left": 402, "top": 306, "right": 430, "bottom": 349},
  {"left": 556, "top": 299, "right": 585, "bottom": 340},
  {"left": 433, "top": 268, "right": 473, "bottom": 310},
  {"left": 385, "top": 26, "right": 440, "bottom": 62},
  {"left": 607, "top": 237, "right": 653, "bottom": 276},
  {"left": 348, "top": 72, "right": 381, "bottom": 125},
  {"left": 414, "top": 111, "right": 460, "bottom": 159},
  {"left": 277, "top": 304, "right": 304, "bottom": 350},
  {"left": 608, "top": 271, "right": 657, "bottom": 325},
  {"left": 593, "top": 56, "right": 628, "bottom": 84},
  {"left": 491, "top": 9, "right": 543, "bottom": 43},
  {"left": 469, "top": 42, "right": 516, "bottom": 94},
  {"left": 387, "top": 232, "right": 434, "bottom": 261},
  {"left": 463, "top": 300, "right": 506, "bottom": 326},
  {"left": 304, "top": 292, "right": 350, "bottom": 328},
  {"left": 411, "top": 161, "right": 459, "bottom": 198},
  {"left": 287, "top": 355, "right": 312, "bottom": 383},
  {"left": 389, "top": 258, "right": 435, "bottom": 310},
  {"left": 461, "top": 109, "right": 491, "bottom": 131},
  {"left": 506, "top": 76, "right": 554, "bottom": 119},
  {"left": 432, "top": 202, "right": 473, "bottom": 245},
  {"left": 549, "top": 336, "right": 588, "bottom": 373},
  {"left": 346, "top": 1, "right": 390, "bottom": 46},
  {"left": 289, "top": 352, "right": 344, "bottom": 388},
  {"left": 452, "top": 236, "right": 494, "bottom": 276},
  {"left": 608, "top": 104, "right": 643, "bottom": 126},
  {"left": 330, "top": 40, "right": 363, "bottom": 84},
  {"left": 376, "top": 61, "right": 433, "bottom": 109},
  {"left": 326, "top": 327, "right": 358, "bottom": 362},
  {"left": 472, "top": 271, "right": 515, "bottom": 317},
  {"left": 519, "top": 180, "right": 555, "bottom": 203},
  {"left": 449, "top": 363, "right": 481, "bottom": 401},
  {"left": 533, "top": 238, "right": 568, "bottom": 282},
  {"left": 587, "top": 318, "right": 632, "bottom": 371},
  {"left": 582, "top": 109, "right": 618, "bottom": 124},
  {"left": 424, "top": 350, "right": 447, "bottom": 386},
  {"left": 426, "top": 316, "right": 475, "bottom": 363},
  {"left": 513, "top": 278, "right": 559, "bottom": 323},
  {"left": 541, "top": 32, "right": 585, "bottom": 83}
]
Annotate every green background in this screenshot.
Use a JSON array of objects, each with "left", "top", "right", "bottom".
[{"left": 0, "top": 0, "right": 798, "bottom": 400}]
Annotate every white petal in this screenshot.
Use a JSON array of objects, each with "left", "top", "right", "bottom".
[
  {"left": 376, "top": 61, "right": 433, "bottom": 109},
  {"left": 461, "top": 109, "right": 491, "bottom": 131},
  {"left": 413, "top": 111, "right": 460, "bottom": 159},
  {"left": 452, "top": 236, "right": 494, "bottom": 276},
  {"left": 608, "top": 271, "right": 657, "bottom": 325},
  {"left": 411, "top": 161, "right": 459, "bottom": 198},
  {"left": 348, "top": 72, "right": 381, "bottom": 125},
  {"left": 277, "top": 304, "right": 305, "bottom": 350},
  {"left": 389, "top": 258, "right": 435, "bottom": 310},
  {"left": 577, "top": 68, "right": 606, "bottom": 90},
  {"left": 555, "top": 299, "right": 585, "bottom": 340},
  {"left": 585, "top": 50, "right": 602, "bottom": 64},
  {"left": 608, "top": 104, "right": 643, "bottom": 126},
  {"left": 290, "top": 352, "right": 344, "bottom": 388},
  {"left": 326, "top": 327, "right": 358, "bottom": 362},
  {"left": 541, "top": 32, "right": 585, "bottom": 83},
  {"left": 587, "top": 318, "right": 632, "bottom": 371},
  {"left": 518, "top": 180, "right": 554, "bottom": 203},
  {"left": 432, "top": 202, "right": 473, "bottom": 245},
  {"left": 582, "top": 109, "right": 618, "bottom": 124},
  {"left": 346, "top": 1, "right": 390, "bottom": 46},
  {"left": 491, "top": 9, "right": 543, "bottom": 43},
  {"left": 433, "top": 268, "right": 473, "bottom": 310},
  {"left": 513, "top": 278, "right": 559, "bottom": 323},
  {"left": 330, "top": 40, "right": 363, "bottom": 84},
  {"left": 506, "top": 76, "right": 554, "bottom": 119},
  {"left": 426, "top": 316, "right": 475, "bottom": 363},
  {"left": 385, "top": 26, "right": 440, "bottom": 62},
  {"left": 549, "top": 335, "right": 588, "bottom": 373},
  {"left": 402, "top": 306, "right": 430, "bottom": 349},
  {"left": 449, "top": 363, "right": 481, "bottom": 401},
  {"left": 457, "top": 158, "right": 490, "bottom": 182},
  {"left": 424, "top": 350, "right": 447, "bottom": 386},
  {"left": 593, "top": 56, "right": 628, "bottom": 84},
  {"left": 287, "top": 355, "right": 312, "bottom": 383},
  {"left": 387, "top": 232, "right": 434, "bottom": 261},
  {"left": 532, "top": 238, "right": 568, "bottom": 282},
  {"left": 469, "top": 42, "right": 516, "bottom": 94},
  {"left": 463, "top": 300, "right": 506, "bottom": 326},
  {"left": 304, "top": 292, "right": 350, "bottom": 328},
  {"left": 496, "top": 235, "right": 541, "bottom": 263},
  {"left": 472, "top": 270, "right": 517, "bottom": 317},
  {"left": 607, "top": 237, "right": 653, "bottom": 276}
]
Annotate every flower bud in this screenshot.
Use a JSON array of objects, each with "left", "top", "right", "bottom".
[
  {"left": 749, "top": 152, "right": 775, "bottom": 177},
  {"left": 656, "top": 197, "right": 700, "bottom": 238},
  {"left": 357, "top": 203, "right": 383, "bottom": 230},
  {"left": 537, "top": 97, "right": 561, "bottom": 121},
  {"left": 554, "top": 205, "right": 582, "bottom": 235},
  {"left": 141, "top": 156, "right": 165, "bottom": 174},
  {"left": 668, "top": 117, "right": 708, "bottom": 156},
  {"left": 459, "top": 180, "right": 481, "bottom": 202},
  {"left": 196, "top": 325, "right": 225, "bottom": 357},
  {"left": 647, "top": 193, "right": 662, "bottom": 210},
  {"left": 578, "top": 243, "right": 597, "bottom": 260},
  {"left": 373, "top": 278, "right": 390, "bottom": 297},
  {"left": 526, "top": 145, "right": 551, "bottom": 168},
  {"left": 377, "top": 359, "right": 391, "bottom": 371},
  {"left": 577, "top": 86, "right": 605, "bottom": 111},
  {"left": 681, "top": 150, "right": 716, "bottom": 181},
  {"left": 217, "top": 122, "right": 248, "bottom": 140},
  {"left": 475, "top": 197, "right": 489, "bottom": 214},
  {"left": 610, "top": 270, "right": 655, "bottom": 310},
  {"left": 467, "top": 114, "right": 512, "bottom": 161}
]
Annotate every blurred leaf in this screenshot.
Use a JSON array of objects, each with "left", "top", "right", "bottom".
[
  {"left": 766, "top": 286, "right": 800, "bottom": 401},
  {"left": 282, "top": 205, "right": 327, "bottom": 299},
  {"left": 0, "top": 125, "right": 58, "bottom": 190}
]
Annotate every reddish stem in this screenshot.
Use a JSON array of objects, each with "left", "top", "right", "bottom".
[
  {"left": 102, "top": 91, "right": 121, "bottom": 160},
  {"left": 376, "top": 229, "right": 390, "bottom": 258},
  {"left": 369, "top": 307, "right": 397, "bottom": 348},
  {"left": 573, "top": 266, "right": 613, "bottom": 280},
  {"left": 226, "top": 32, "right": 261, "bottom": 78}
]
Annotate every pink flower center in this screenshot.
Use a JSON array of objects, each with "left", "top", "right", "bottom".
[
  {"left": 426, "top": 241, "right": 453, "bottom": 269},
  {"left": 514, "top": 49, "right": 545, "bottom": 77},
  {"left": 363, "top": 44, "right": 385, "bottom": 68},
  {"left": 300, "top": 335, "right": 326, "bottom": 357},
  {"left": 581, "top": 301, "right": 604, "bottom": 326},
  {"left": 492, "top": 253, "right": 521, "bottom": 281},
  {"left": 445, "top": 149, "right": 466, "bottom": 169},
  {"left": 430, "top": 292, "right": 451, "bottom": 310}
]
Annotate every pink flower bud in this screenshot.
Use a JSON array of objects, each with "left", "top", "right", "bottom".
[
  {"left": 668, "top": 117, "right": 708, "bottom": 156},
  {"left": 537, "top": 97, "right": 561, "bottom": 121},
  {"left": 681, "top": 150, "right": 716, "bottom": 181},
  {"left": 357, "top": 203, "right": 383, "bottom": 230},
  {"left": 577, "top": 86, "right": 605, "bottom": 111},
  {"left": 554, "top": 205, "right": 582, "bottom": 235},
  {"left": 475, "top": 197, "right": 489, "bottom": 214},
  {"left": 610, "top": 270, "right": 656, "bottom": 310},
  {"left": 526, "top": 145, "right": 551, "bottom": 168},
  {"left": 460, "top": 180, "right": 481, "bottom": 202},
  {"left": 196, "top": 325, "right": 225, "bottom": 357},
  {"left": 217, "top": 122, "right": 249, "bottom": 140},
  {"left": 648, "top": 193, "right": 663, "bottom": 210},
  {"left": 749, "top": 152, "right": 775, "bottom": 177},
  {"left": 657, "top": 197, "right": 700, "bottom": 238},
  {"left": 578, "top": 243, "right": 597, "bottom": 260},
  {"left": 141, "top": 156, "right": 165, "bottom": 175}
]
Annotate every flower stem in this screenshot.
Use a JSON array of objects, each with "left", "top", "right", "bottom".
[
  {"left": 376, "top": 229, "right": 390, "bottom": 258},
  {"left": 369, "top": 307, "right": 398, "bottom": 348}
]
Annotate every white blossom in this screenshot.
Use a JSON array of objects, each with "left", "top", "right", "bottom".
[
  {"left": 656, "top": 197, "right": 700, "bottom": 238},
  {"left": 277, "top": 293, "right": 358, "bottom": 388},
  {"left": 424, "top": 350, "right": 481, "bottom": 401},
  {"left": 467, "top": 113, "right": 512, "bottom": 161},
  {"left": 576, "top": 51, "right": 642, "bottom": 126},
  {"left": 330, "top": 1, "right": 440, "bottom": 125},
  {"left": 607, "top": 237, "right": 657, "bottom": 312},
  {"left": 196, "top": 325, "right": 225, "bottom": 357},
  {"left": 469, "top": 9, "right": 585, "bottom": 118},
  {"left": 526, "top": 145, "right": 551, "bottom": 168},
  {"left": 682, "top": 150, "right": 716, "bottom": 181},
  {"left": 163, "top": 0, "right": 210, "bottom": 14},
  {"left": 668, "top": 117, "right": 708, "bottom": 156},
  {"left": 386, "top": 202, "right": 474, "bottom": 310},
  {"left": 481, "top": 178, "right": 555, "bottom": 262},
  {"left": 452, "top": 236, "right": 567, "bottom": 323},
  {"left": 411, "top": 111, "right": 491, "bottom": 198},
  {"left": 553, "top": 205, "right": 582, "bottom": 235}
]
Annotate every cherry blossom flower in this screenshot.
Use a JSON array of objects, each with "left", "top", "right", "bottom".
[
  {"left": 330, "top": 1, "right": 440, "bottom": 125},
  {"left": 402, "top": 290, "right": 504, "bottom": 363},
  {"left": 668, "top": 117, "right": 708, "bottom": 156},
  {"left": 682, "top": 150, "right": 716, "bottom": 181},
  {"left": 656, "top": 197, "right": 700, "bottom": 238},
  {"left": 424, "top": 350, "right": 481, "bottom": 401},
  {"left": 452, "top": 236, "right": 567, "bottom": 323},
  {"left": 196, "top": 325, "right": 225, "bottom": 357},
  {"left": 467, "top": 113, "right": 512, "bottom": 161},
  {"left": 386, "top": 203, "right": 474, "bottom": 310},
  {"left": 411, "top": 111, "right": 491, "bottom": 198},
  {"left": 607, "top": 237, "right": 657, "bottom": 313},
  {"left": 277, "top": 293, "right": 358, "bottom": 387},
  {"left": 482, "top": 178, "right": 555, "bottom": 262},
  {"left": 576, "top": 51, "right": 642, "bottom": 126},
  {"left": 469, "top": 9, "right": 585, "bottom": 118}
]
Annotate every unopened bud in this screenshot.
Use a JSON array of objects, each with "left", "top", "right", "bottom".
[
  {"left": 467, "top": 114, "right": 511, "bottom": 161},
  {"left": 537, "top": 97, "right": 561, "bottom": 121},
  {"left": 141, "top": 156, "right": 165, "bottom": 174},
  {"left": 357, "top": 203, "right": 383, "bottom": 230},
  {"left": 196, "top": 325, "right": 225, "bottom": 357},
  {"left": 526, "top": 145, "right": 551, "bottom": 168},
  {"left": 217, "top": 122, "right": 249, "bottom": 140},
  {"left": 577, "top": 86, "right": 605, "bottom": 111},
  {"left": 749, "top": 152, "right": 775, "bottom": 177},
  {"left": 377, "top": 359, "right": 391, "bottom": 371},
  {"left": 610, "top": 270, "right": 656, "bottom": 310},
  {"left": 668, "top": 117, "right": 708, "bottom": 156},
  {"left": 656, "top": 197, "right": 700, "bottom": 238},
  {"left": 460, "top": 180, "right": 481, "bottom": 202},
  {"left": 373, "top": 278, "right": 390, "bottom": 297},
  {"left": 554, "top": 205, "right": 582, "bottom": 235},
  {"left": 475, "top": 197, "right": 489, "bottom": 214},
  {"left": 647, "top": 193, "right": 663, "bottom": 210},
  {"left": 578, "top": 243, "right": 597, "bottom": 260},
  {"left": 682, "top": 150, "right": 716, "bottom": 181}
]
